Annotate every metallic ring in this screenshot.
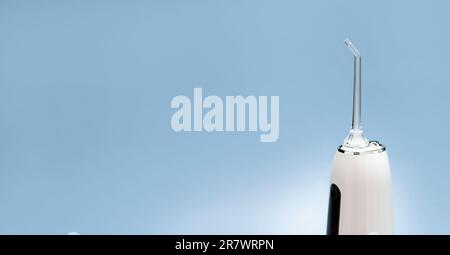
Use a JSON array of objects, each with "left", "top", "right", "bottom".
[{"left": 337, "top": 141, "right": 386, "bottom": 155}]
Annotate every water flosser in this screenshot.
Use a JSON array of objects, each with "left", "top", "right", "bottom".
[{"left": 326, "top": 39, "right": 394, "bottom": 235}]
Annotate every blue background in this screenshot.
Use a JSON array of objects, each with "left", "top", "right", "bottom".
[{"left": 1, "top": 0, "right": 449, "bottom": 234}]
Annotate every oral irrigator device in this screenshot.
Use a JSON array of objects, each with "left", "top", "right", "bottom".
[{"left": 327, "top": 39, "right": 394, "bottom": 235}]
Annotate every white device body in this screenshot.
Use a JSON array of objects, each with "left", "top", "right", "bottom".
[{"left": 328, "top": 148, "right": 394, "bottom": 235}]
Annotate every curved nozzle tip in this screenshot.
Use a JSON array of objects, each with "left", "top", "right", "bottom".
[{"left": 344, "top": 38, "right": 360, "bottom": 58}]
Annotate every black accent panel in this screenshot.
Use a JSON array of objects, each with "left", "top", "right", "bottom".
[{"left": 327, "top": 184, "right": 341, "bottom": 235}]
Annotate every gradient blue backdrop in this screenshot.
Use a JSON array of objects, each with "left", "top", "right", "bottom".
[{"left": 1, "top": 0, "right": 449, "bottom": 234}]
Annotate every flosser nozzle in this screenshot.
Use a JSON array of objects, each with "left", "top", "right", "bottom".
[{"left": 343, "top": 39, "right": 369, "bottom": 148}]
